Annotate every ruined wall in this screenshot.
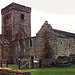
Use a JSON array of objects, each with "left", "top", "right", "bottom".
[
  {"left": 10, "top": 26, "right": 75, "bottom": 64},
  {"left": 69, "top": 38, "right": 75, "bottom": 55},
  {"left": 0, "top": 68, "right": 31, "bottom": 75},
  {"left": 0, "top": 45, "right": 2, "bottom": 59},
  {"left": 0, "top": 3, "right": 32, "bottom": 63},
  {"left": 28, "top": 37, "right": 37, "bottom": 58},
  {"left": 11, "top": 38, "right": 30, "bottom": 63},
  {"left": 1, "top": 3, "right": 31, "bottom": 42},
  {"left": 2, "top": 3, "right": 75, "bottom": 64},
  {"left": 3, "top": 45, "right": 11, "bottom": 63},
  {"left": 36, "top": 32, "right": 56, "bottom": 60},
  {"left": 12, "top": 9, "right": 31, "bottom": 40},
  {"left": 11, "top": 36, "right": 37, "bottom": 63},
  {"left": 35, "top": 21, "right": 56, "bottom": 60},
  {"left": 2, "top": 10, "right": 13, "bottom": 42},
  {"left": 55, "top": 36, "right": 75, "bottom": 58}
]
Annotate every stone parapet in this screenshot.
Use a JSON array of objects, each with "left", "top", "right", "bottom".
[
  {"left": 1, "top": 3, "right": 31, "bottom": 15},
  {"left": 0, "top": 68, "right": 31, "bottom": 75}
]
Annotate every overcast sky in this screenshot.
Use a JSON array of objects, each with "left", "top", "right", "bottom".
[{"left": 0, "top": 0, "right": 75, "bottom": 36}]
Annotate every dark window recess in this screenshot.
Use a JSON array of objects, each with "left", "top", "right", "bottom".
[
  {"left": 61, "top": 42, "right": 62, "bottom": 44},
  {"left": 21, "top": 14, "right": 24, "bottom": 19},
  {"left": 69, "top": 44, "right": 70, "bottom": 48},
  {"left": 3, "top": 15, "right": 9, "bottom": 24},
  {"left": 30, "top": 39, "right": 32, "bottom": 47},
  {"left": 31, "top": 56, "right": 34, "bottom": 59},
  {"left": 19, "top": 39, "right": 23, "bottom": 45},
  {"left": 6, "top": 15, "right": 9, "bottom": 19}
]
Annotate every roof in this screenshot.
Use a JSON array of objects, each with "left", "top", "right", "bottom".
[
  {"left": 36, "top": 21, "right": 75, "bottom": 38},
  {"left": 37, "top": 21, "right": 53, "bottom": 35},
  {"left": 53, "top": 32, "right": 66, "bottom": 38},
  {"left": 54, "top": 29, "right": 75, "bottom": 38}
]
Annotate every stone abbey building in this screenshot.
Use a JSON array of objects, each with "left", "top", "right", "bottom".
[{"left": 0, "top": 3, "right": 75, "bottom": 63}]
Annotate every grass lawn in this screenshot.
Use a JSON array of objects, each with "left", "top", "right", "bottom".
[{"left": 8, "top": 64, "right": 75, "bottom": 75}]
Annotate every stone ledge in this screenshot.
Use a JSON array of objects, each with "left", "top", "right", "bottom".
[
  {"left": 1, "top": 3, "right": 31, "bottom": 15},
  {"left": 0, "top": 68, "right": 31, "bottom": 75}
]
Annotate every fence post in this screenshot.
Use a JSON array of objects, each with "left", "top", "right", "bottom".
[
  {"left": 18, "top": 59, "right": 20, "bottom": 69},
  {"left": 39, "top": 60, "right": 42, "bottom": 68},
  {"left": 1, "top": 60, "right": 2, "bottom": 67},
  {"left": 29, "top": 60, "right": 30, "bottom": 69},
  {"left": 29, "top": 57, "right": 34, "bottom": 68},
  {"left": 6, "top": 60, "right": 8, "bottom": 68}
]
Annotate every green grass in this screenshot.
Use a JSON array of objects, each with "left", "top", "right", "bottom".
[
  {"left": 8, "top": 64, "right": 75, "bottom": 75},
  {"left": 8, "top": 64, "right": 19, "bottom": 69}
]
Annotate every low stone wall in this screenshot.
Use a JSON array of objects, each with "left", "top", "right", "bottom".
[{"left": 0, "top": 68, "right": 31, "bottom": 75}]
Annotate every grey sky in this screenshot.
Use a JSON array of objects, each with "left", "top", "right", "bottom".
[
  {"left": 0, "top": 0, "right": 75, "bottom": 36},
  {"left": 17, "top": 0, "right": 75, "bottom": 14}
]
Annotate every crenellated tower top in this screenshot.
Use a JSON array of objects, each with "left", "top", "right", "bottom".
[{"left": 1, "top": 2, "right": 31, "bottom": 15}]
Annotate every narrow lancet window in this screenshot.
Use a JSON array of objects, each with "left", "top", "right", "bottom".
[{"left": 21, "top": 14, "right": 24, "bottom": 19}]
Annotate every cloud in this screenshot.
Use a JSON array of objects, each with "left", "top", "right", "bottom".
[{"left": 16, "top": 0, "right": 75, "bottom": 14}]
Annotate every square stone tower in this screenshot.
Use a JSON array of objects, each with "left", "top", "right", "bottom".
[{"left": 1, "top": 3, "right": 31, "bottom": 42}]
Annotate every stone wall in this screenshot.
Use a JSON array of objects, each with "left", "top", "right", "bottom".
[
  {"left": 0, "top": 45, "right": 2, "bottom": 59},
  {"left": 0, "top": 68, "right": 31, "bottom": 75},
  {"left": 1, "top": 2, "right": 32, "bottom": 63},
  {"left": 12, "top": 9, "right": 31, "bottom": 38},
  {"left": 54, "top": 32, "right": 75, "bottom": 59},
  {"left": 35, "top": 21, "right": 56, "bottom": 60},
  {"left": 2, "top": 10, "right": 13, "bottom": 42},
  {"left": 1, "top": 3, "right": 31, "bottom": 15},
  {"left": 1, "top": 3, "right": 75, "bottom": 65},
  {"left": 1, "top": 2, "right": 31, "bottom": 42},
  {"left": 11, "top": 36, "right": 37, "bottom": 63},
  {"left": 3, "top": 45, "right": 11, "bottom": 63}
]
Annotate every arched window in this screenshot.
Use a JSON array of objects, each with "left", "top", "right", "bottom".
[{"left": 21, "top": 14, "right": 24, "bottom": 19}]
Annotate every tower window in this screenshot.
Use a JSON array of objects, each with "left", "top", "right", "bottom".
[{"left": 21, "top": 14, "right": 24, "bottom": 19}]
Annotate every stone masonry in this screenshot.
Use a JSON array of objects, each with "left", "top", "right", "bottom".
[
  {"left": 0, "top": 68, "right": 31, "bottom": 75},
  {"left": 0, "top": 2, "right": 75, "bottom": 65}
]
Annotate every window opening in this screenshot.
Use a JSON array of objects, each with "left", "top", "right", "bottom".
[
  {"left": 69, "top": 44, "right": 70, "bottom": 48},
  {"left": 21, "top": 14, "right": 24, "bottom": 19},
  {"left": 30, "top": 39, "right": 32, "bottom": 47},
  {"left": 31, "top": 56, "right": 34, "bottom": 59}
]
